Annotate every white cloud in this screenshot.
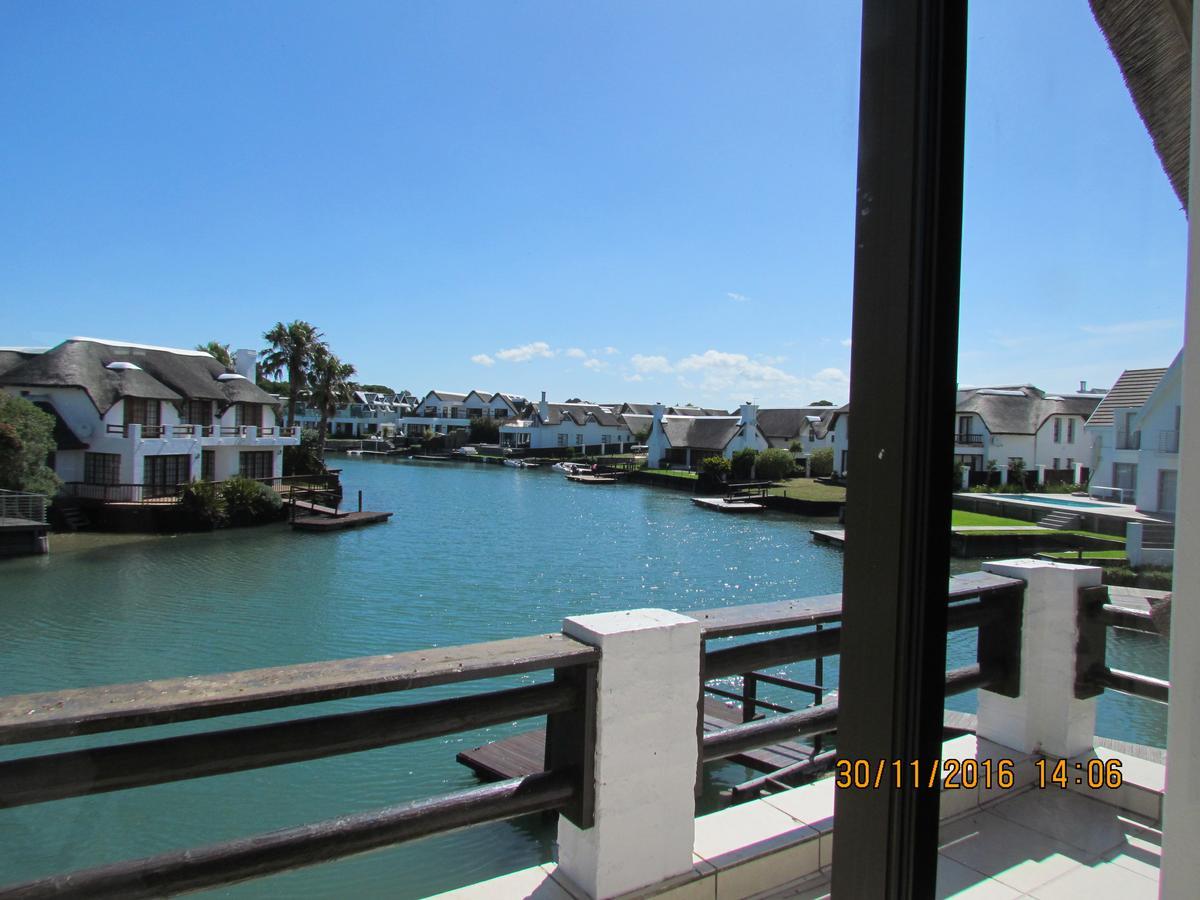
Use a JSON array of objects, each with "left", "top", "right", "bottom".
[
  {"left": 623, "top": 373, "right": 644, "bottom": 382},
  {"left": 495, "top": 341, "right": 556, "bottom": 363},
  {"left": 675, "top": 350, "right": 801, "bottom": 392},
  {"left": 726, "top": 292, "right": 750, "bottom": 303},
  {"left": 840, "top": 338, "right": 852, "bottom": 348},
  {"left": 630, "top": 354, "right": 673, "bottom": 374},
  {"left": 565, "top": 347, "right": 587, "bottom": 359},
  {"left": 603, "top": 346, "right": 620, "bottom": 355},
  {"left": 470, "top": 353, "right": 495, "bottom": 367},
  {"left": 583, "top": 358, "right": 606, "bottom": 371}
]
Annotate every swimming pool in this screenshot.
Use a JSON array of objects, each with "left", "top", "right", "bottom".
[{"left": 1006, "top": 494, "right": 1111, "bottom": 509}]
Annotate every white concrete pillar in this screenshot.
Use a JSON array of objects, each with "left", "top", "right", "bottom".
[
  {"left": 1163, "top": 5, "right": 1200, "bottom": 892},
  {"left": 976, "top": 559, "right": 1102, "bottom": 759},
  {"left": 1036, "top": 465, "right": 1046, "bottom": 486},
  {"left": 1126, "top": 522, "right": 1145, "bottom": 569},
  {"left": 960, "top": 465, "right": 970, "bottom": 491},
  {"left": 999, "top": 466, "right": 1008, "bottom": 486},
  {"left": 1073, "top": 461, "right": 1085, "bottom": 485},
  {"left": 556, "top": 609, "right": 700, "bottom": 899}
]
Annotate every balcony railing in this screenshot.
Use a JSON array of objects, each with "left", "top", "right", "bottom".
[
  {"left": 60, "top": 472, "right": 340, "bottom": 506},
  {"left": 953, "top": 432, "right": 984, "bottom": 446},
  {"left": 1116, "top": 429, "right": 1141, "bottom": 450},
  {"left": 0, "top": 572, "right": 1023, "bottom": 897},
  {"left": 1158, "top": 430, "right": 1180, "bottom": 453},
  {"left": 101, "top": 424, "right": 296, "bottom": 439},
  {"left": 0, "top": 489, "right": 48, "bottom": 523}
]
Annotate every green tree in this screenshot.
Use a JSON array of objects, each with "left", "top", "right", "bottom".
[
  {"left": 260, "top": 321, "right": 325, "bottom": 428},
  {"left": 809, "top": 447, "right": 833, "bottom": 478},
  {"left": 469, "top": 416, "right": 500, "bottom": 443},
  {"left": 755, "top": 448, "right": 795, "bottom": 481},
  {"left": 308, "top": 348, "right": 356, "bottom": 456},
  {"left": 196, "top": 341, "right": 234, "bottom": 369},
  {"left": 0, "top": 391, "right": 61, "bottom": 495},
  {"left": 731, "top": 447, "right": 759, "bottom": 480}
]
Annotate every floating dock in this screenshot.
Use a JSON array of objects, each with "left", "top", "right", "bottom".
[
  {"left": 457, "top": 697, "right": 815, "bottom": 781},
  {"left": 692, "top": 497, "right": 765, "bottom": 513},
  {"left": 565, "top": 474, "right": 617, "bottom": 484},
  {"left": 291, "top": 511, "right": 393, "bottom": 532},
  {"left": 810, "top": 529, "right": 845, "bottom": 547}
]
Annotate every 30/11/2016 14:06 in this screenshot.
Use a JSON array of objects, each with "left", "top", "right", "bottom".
[{"left": 1035, "top": 757, "right": 1123, "bottom": 789}]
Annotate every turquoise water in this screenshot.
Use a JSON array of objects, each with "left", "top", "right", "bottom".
[
  {"left": 1006, "top": 494, "right": 1111, "bottom": 509},
  {"left": 0, "top": 459, "right": 1167, "bottom": 897}
]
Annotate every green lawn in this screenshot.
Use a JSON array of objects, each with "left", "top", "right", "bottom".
[
  {"left": 768, "top": 478, "right": 847, "bottom": 501},
  {"left": 951, "top": 511, "right": 1033, "bottom": 528},
  {"left": 643, "top": 468, "right": 699, "bottom": 480}
]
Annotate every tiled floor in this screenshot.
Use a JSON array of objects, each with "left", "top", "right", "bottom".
[{"left": 760, "top": 788, "right": 1161, "bottom": 899}]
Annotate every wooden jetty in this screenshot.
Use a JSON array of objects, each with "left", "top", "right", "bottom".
[
  {"left": 292, "top": 510, "right": 393, "bottom": 532},
  {"left": 457, "top": 697, "right": 815, "bottom": 781},
  {"left": 692, "top": 496, "right": 765, "bottom": 513},
  {"left": 811, "top": 528, "right": 845, "bottom": 547}
]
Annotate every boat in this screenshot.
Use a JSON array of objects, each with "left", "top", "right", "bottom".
[
  {"left": 503, "top": 458, "right": 536, "bottom": 468},
  {"left": 552, "top": 462, "right": 588, "bottom": 474}
]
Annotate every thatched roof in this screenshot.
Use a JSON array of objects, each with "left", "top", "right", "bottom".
[{"left": 1090, "top": 0, "right": 1192, "bottom": 208}]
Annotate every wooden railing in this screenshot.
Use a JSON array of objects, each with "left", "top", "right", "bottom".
[
  {"left": 0, "top": 638, "right": 599, "bottom": 898},
  {"left": 60, "top": 473, "right": 341, "bottom": 506},
  {"left": 0, "top": 572, "right": 1024, "bottom": 896},
  {"left": 1076, "top": 586, "right": 1170, "bottom": 704}
]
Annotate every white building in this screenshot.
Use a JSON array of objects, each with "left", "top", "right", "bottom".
[
  {"left": 500, "top": 394, "right": 632, "bottom": 452},
  {"left": 399, "top": 390, "right": 528, "bottom": 437},
  {"left": 294, "top": 390, "right": 414, "bottom": 438},
  {"left": 1085, "top": 353, "right": 1180, "bottom": 514},
  {"left": 0, "top": 338, "right": 299, "bottom": 498},
  {"left": 645, "top": 402, "right": 770, "bottom": 469},
  {"left": 829, "top": 385, "right": 1103, "bottom": 479}
]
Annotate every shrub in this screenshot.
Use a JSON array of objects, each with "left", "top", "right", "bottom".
[
  {"left": 180, "top": 481, "right": 226, "bottom": 529},
  {"left": 700, "top": 456, "right": 731, "bottom": 479},
  {"left": 220, "top": 476, "right": 282, "bottom": 526},
  {"left": 0, "top": 390, "right": 61, "bottom": 496},
  {"left": 809, "top": 447, "right": 833, "bottom": 478},
  {"left": 731, "top": 447, "right": 758, "bottom": 480},
  {"left": 284, "top": 428, "right": 326, "bottom": 476},
  {"left": 468, "top": 416, "right": 500, "bottom": 443},
  {"left": 755, "top": 448, "right": 794, "bottom": 481}
]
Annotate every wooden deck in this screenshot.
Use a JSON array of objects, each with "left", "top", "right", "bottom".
[
  {"left": 291, "top": 511, "right": 393, "bottom": 532},
  {"left": 457, "top": 697, "right": 817, "bottom": 781},
  {"left": 692, "top": 497, "right": 765, "bottom": 513}
]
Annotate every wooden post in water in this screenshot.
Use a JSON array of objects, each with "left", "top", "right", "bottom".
[{"left": 358, "top": 490, "right": 363, "bottom": 513}]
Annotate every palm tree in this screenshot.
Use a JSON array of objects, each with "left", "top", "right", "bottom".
[
  {"left": 260, "top": 321, "right": 324, "bottom": 427},
  {"left": 308, "top": 349, "right": 356, "bottom": 455},
  {"left": 196, "top": 341, "right": 233, "bottom": 369}
]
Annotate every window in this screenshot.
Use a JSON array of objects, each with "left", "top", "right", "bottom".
[
  {"left": 601, "top": 434, "right": 610, "bottom": 444},
  {"left": 575, "top": 434, "right": 583, "bottom": 445},
  {"left": 144, "top": 454, "right": 190, "bottom": 497},
  {"left": 1052, "top": 458, "right": 1060, "bottom": 470},
  {"left": 236, "top": 403, "right": 263, "bottom": 428},
  {"left": 1067, "top": 458, "right": 1074, "bottom": 470},
  {"left": 181, "top": 400, "right": 212, "bottom": 426},
  {"left": 1113, "top": 462, "right": 1137, "bottom": 494},
  {"left": 957, "top": 415, "right": 971, "bottom": 436},
  {"left": 84, "top": 452, "right": 121, "bottom": 485},
  {"left": 1052, "top": 418, "right": 1061, "bottom": 443},
  {"left": 123, "top": 398, "right": 160, "bottom": 427},
  {"left": 238, "top": 451, "right": 274, "bottom": 480},
  {"left": 202, "top": 449, "right": 216, "bottom": 482},
  {"left": 557, "top": 433, "right": 567, "bottom": 447},
  {"left": 952, "top": 454, "right": 980, "bottom": 471},
  {"left": 1067, "top": 419, "right": 1075, "bottom": 443}
]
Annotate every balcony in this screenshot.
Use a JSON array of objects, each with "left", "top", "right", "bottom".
[
  {"left": 954, "top": 432, "right": 984, "bottom": 446},
  {"left": 1116, "top": 430, "right": 1142, "bottom": 450},
  {"left": 1157, "top": 430, "right": 1180, "bottom": 453},
  {"left": 0, "top": 563, "right": 1167, "bottom": 898}
]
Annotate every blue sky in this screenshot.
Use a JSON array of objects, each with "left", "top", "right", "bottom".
[{"left": 0, "top": 1, "right": 1186, "bottom": 407}]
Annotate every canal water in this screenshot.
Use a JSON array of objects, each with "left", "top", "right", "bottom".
[{"left": 0, "top": 459, "right": 1168, "bottom": 897}]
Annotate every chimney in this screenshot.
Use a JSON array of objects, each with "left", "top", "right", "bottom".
[
  {"left": 739, "top": 401, "right": 758, "bottom": 428},
  {"left": 651, "top": 402, "right": 666, "bottom": 424},
  {"left": 1080, "top": 380, "right": 1087, "bottom": 393},
  {"left": 538, "top": 391, "right": 549, "bottom": 421},
  {"left": 234, "top": 349, "right": 256, "bottom": 379}
]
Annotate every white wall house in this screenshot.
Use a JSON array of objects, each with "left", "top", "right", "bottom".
[
  {"left": 830, "top": 385, "right": 1102, "bottom": 481},
  {"left": 1085, "top": 353, "right": 1180, "bottom": 514},
  {"left": 294, "top": 390, "right": 413, "bottom": 439},
  {"left": 645, "top": 403, "right": 769, "bottom": 469},
  {"left": 500, "top": 394, "right": 632, "bottom": 452},
  {"left": 0, "top": 338, "right": 299, "bottom": 498}
]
